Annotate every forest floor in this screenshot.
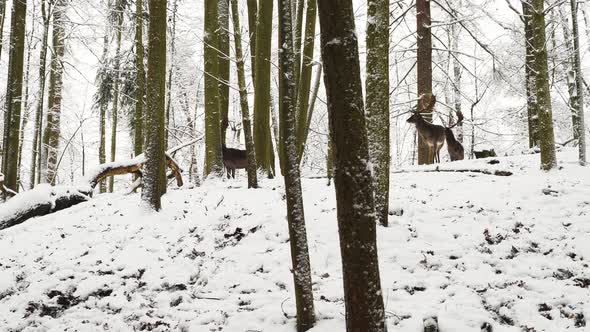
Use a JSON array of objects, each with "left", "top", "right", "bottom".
[{"left": 0, "top": 148, "right": 589, "bottom": 332}]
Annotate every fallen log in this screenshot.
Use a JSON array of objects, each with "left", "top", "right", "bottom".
[
  {"left": 392, "top": 166, "right": 513, "bottom": 176},
  {"left": 0, "top": 139, "right": 202, "bottom": 231}
]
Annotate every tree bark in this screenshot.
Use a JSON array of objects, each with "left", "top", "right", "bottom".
[
  {"left": 0, "top": 0, "right": 7, "bottom": 61},
  {"left": 109, "top": 0, "right": 125, "bottom": 192},
  {"left": 142, "top": 0, "right": 168, "bottom": 210},
  {"left": 165, "top": 0, "right": 179, "bottom": 150},
  {"left": 230, "top": 0, "right": 258, "bottom": 189},
  {"left": 366, "top": 0, "right": 390, "bottom": 227},
  {"left": 522, "top": 3, "right": 539, "bottom": 149},
  {"left": 530, "top": 0, "right": 557, "bottom": 170},
  {"left": 253, "top": 0, "right": 275, "bottom": 178},
  {"left": 317, "top": 0, "right": 388, "bottom": 330},
  {"left": 135, "top": 0, "right": 145, "bottom": 157},
  {"left": 204, "top": 0, "right": 224, "bottom": 177},
  {"left": 277, "top": 0, "right": 316, "bottom": 329},
  {"left": 17, "top": 17, "right": 35, "bottom": 189},
  {"left": 41, "top": 0, "right": 66, "bottom": 185},
  {"left": 569, "top": 0, "right": 587, "bottom": 164},
  {"left": 246, "top": 0, "right": 257, "bottom": 83},
  {"left": 416, "top": 0, "right": 434, "bottom": 165},
  {"left": 218, "top": 0, "right": 230, "bottom": 145},
  {"left": 1, "top": 0, "right": 28, "bottom": 192}
]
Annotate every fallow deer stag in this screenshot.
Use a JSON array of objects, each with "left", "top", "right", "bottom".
[
  {"left": 407, "top": 94, "right": 463, "bottom": 163},
  {"left": 222, "top": 145, "right": 248, "bottom": 179}
]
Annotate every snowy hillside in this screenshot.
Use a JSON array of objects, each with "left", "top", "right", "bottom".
[{"left": 0, "top": 150, "right": 588, "bottom": 332}]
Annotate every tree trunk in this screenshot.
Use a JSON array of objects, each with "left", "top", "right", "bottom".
[
  {"left": 1, "top": 0, "right": 28, "bottom": 192},
  {"left": 29, "top": 0, "right": 51, "bottom": 189},
  {"left": 142, "top": 0, "right": 168, "bottom": 210},
  {"left": 135, "top": 0, "right": 145, "bottom": 158},
  {"left": 416, "top": 0, "right": 434, "bottom": 165},
  {"left": 317, "top": 0, "right": 388, "bottom": 330},
  {"left": 295, "top": 0, "right": 317, "bottom": 161},
  {"left": 522, "top": 3, "right": 539, "bottom": 148},
  {"left": 17, "top": 19, "right": 35, "bottom": 189},
  {"left": 530, "top": 0, "right": 557, "bottom": 170},
  {"left": 165, "top": 0, "right": 179, "bottom": 150},
  {"left": 41, "top": 0, "right": 66, "bottom": 185},
  {"left": 218, "top": 0, "right": 230, "bottom": 145},
  {"left": 366, "top": 0, "right": 390, "bottom": 227},
  {"left": 230, "top": 0, "right": 258, "bottom": 188},
  {"left": 569, "top": 0, "right": 587, "bottom": 164},
  {"left": 451, "top": 11, "right": 463, "bottom": 143},
  {"left": 204, "top": 0, "right": 224, "bottom": 177},
  {"left": 0, "top": 0, "right": 7, "bottom": 61},
  {"left": 277, "top": 1, "right": 316, "bottom": 329},
  {"left": 253, "top": 0, "right": 275, "bottom": 178},
  {"left": 246, "top": 0, "right": 257, "bottom": 83},
  {"left": 109, "top": 0, "right": 125, "bottom": 192}
]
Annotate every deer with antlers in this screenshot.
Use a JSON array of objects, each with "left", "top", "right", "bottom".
[{"left": 407, "top": 94, "right": 464, "bottom": 163}]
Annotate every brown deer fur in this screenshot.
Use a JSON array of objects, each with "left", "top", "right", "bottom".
[
  {"left": 445, "top": 112, "right": 464, "bottom": 161},
  {"left": 222, "top": 145, "right": 248, "bottom": 179}
]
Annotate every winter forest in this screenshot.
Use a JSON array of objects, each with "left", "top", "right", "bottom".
[{"left": 0, "top": 0, "right": 589, "bottom": 330}]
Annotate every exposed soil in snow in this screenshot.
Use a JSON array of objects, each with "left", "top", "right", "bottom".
[{"left": 0, "top": 150, "right": 588, "bottom": 331}]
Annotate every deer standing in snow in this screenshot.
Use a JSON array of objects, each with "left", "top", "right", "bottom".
[
  {"left": 222, "top": 145, "right": 248, "bottom": 179},
  {"left": 407, "top": 94, "right": 463, "bottom": 163},
  {"left": 444, "top": 112, "right": 464, "bottom": 161}
]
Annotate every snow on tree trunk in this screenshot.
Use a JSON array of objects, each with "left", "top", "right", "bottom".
[
  {"left": 135, "top": 0, "right": 145, "bottom": 158},
  {"left": 522, "top": 3, "right": 539, "bottom": 149},
  {"left": 366, "top": 0, "right": 390, "bottom": 227},
  {"left": 569, "top": 0, "right": 587, "bottom": 164},
  {"left": 277, "top": 0, "right": 316, "bottom": 329},
  {"left": 41, "top": 0, "right": 66, "bottom": 185},
  {"left": 317, "top": 0, "right": 388, "bottom": 330},
  {"left": 531, "top": 0, "right": 557, "bottom": 170},
  {"left": 1, "top": 0, "right": 27, "bottom": 193},
  {"left": 142, "top": 0, "right": 168, "bottom": 210},
  {"left": 416, "top": 0, "right": 434, "bottom": 165},
  {"left": 229, "top": 0, "right": 258, "bottom": 189}
]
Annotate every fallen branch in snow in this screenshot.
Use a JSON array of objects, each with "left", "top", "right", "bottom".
[
  {"left": 1, "top": 139, "right": 201, "bottom": 231},
  {"left": 392, "top": 166, "right": 513, "bottom": 177}
]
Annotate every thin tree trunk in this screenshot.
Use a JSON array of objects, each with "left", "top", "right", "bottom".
[
  {"left": 2, "top": 0, "right": 28, "bottom": 192},
  {"left": 301, "top": 63, "right": 321, "bottom": 155},
  {"left": 230, "top": 0, "right": 258, "bottom": 188},
  {"left": 135, "top": 0, "right": 145, "bottom": 158},
  {"left": 0, "top": 0, "right": 7, "bottom": 61},
  {"left": 98, "top": 6, "right": 110, "bottom": 193},
  {"left": 295, "top": 0, "right": 317, "bottom": 161},
  {"left": 570, "top": 0, "right": 587, "bottom": 164},
  {"left": 204, "top": 0, "right": 223, "bottom": 177},
  {"left": 109, "top": 0, "right": 124, "bottom": 192},
  {"left": 42, "top": 0, "right": 66, "bottom": 185},
  {"left": 416, "top": 0, "right": 434, "bottom": 165},
  {"left": 246, "top": 0, "right": 257, "bottom": 83},
  {"left": 165, "top": 0, "right": 178, "bottom": 149},
  {"left": 531, "top": 0, "right": 557, "bottom": 170},
  {"left": 218, "top": 0, "right": 230, "bottom": 145},
  {"left": 317, "top": 0, "right": 388, "bottom": 330},
  {"left": 559, "top": 6, "right": 580, "bottom": 141},
  {"left": 142, "top": 0, "right": 167, "bottom": 210},
  {"left": 366, "top": 0, "right": 390, "bottom": 227},
  {"left": 277, "top": 0, "right": 316, "bottom": 329},
  {"left": 17, "top": 17, "right": 35, "bottom": 188},
  {"left": 451, "top": 10, "right": 463, "bottom": 143}
]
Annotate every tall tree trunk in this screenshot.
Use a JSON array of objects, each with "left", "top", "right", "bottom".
[
  {"left": 366, "top": 0, "right": 390, "bottom": 227},
  {"left": 1, "top": 0, "right": 28, "bottom": 192},
  {"left": 17, "top": 17, "right": 35, "bottom": 188},
  {"left": 135, "top": 0, "right": 145, "bottom": 157},
  {"left": 165, "top": 0, "right": 178, "bottom": 150},
  {"left": 246, "top": 0, "right": 257, "bottom": 83},
  {"left": 570, "top": 0, "right": 587, "bottom": 164},
  {"left": 295, "top": 0, "right": 317, "bottom": 161},
  {"left": 277, "top": 1, "right": 316, "bottom": 329},
  {"left": 30, "top": 0, "right": 50, "bottom": 189},
  {"left": 530, "top": 0, "right": 557, "bottom": 170},
  {"left": 109, "top": 0, "right": 125, "bottom": 192},
  {"left": 292, "top": 0, "right": 305, "bottom": 88},
  {"left": 0, "top": 0, "right": 7, "bottom": 61},
  {"left": 204, "top": 0, "right": 223, "bottom": 177},
  {"left": 559, "top": 6, "right": 580, "bottom": 142},
  {"left": 41, "top": 0, "right": 66, "bottom": 185},
  {"left": 97, "top": 5, "right": 111, "bottom": 194},
  {"left": 142, "top": 0, "right": 167, "bottom": 210},
  {"left": 218, "top": 0, "right": 230, "bottom": 145},
  {"left": 416, "top": 0, "right": 434, "bottom": 165},
  {"left": 317, "top": 0, "right": 388, "bottom": 331},
  {"left": 522, "top": 3, "right": 539, "bottom": 148},
  {"left": 230, "top": 0, "right": 258, "bottom": 188},
  {"left": 450, "top": 10, "right": 463, "bottom": 143},
  {"left": 253, "top": 0, "right": 275, "bottom": 178}
]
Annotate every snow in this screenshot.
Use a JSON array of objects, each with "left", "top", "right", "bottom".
[{"left": 0, "top": 149, "right": 588, "bottom": 331}]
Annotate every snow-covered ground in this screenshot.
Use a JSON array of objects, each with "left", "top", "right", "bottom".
[{"left": 0, "top": 149, "right": 589, "bottom": 332}]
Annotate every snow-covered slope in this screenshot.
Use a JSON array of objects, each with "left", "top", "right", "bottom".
[{"left": 0, "top": 150, "right": 588, "bottom": 331}]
